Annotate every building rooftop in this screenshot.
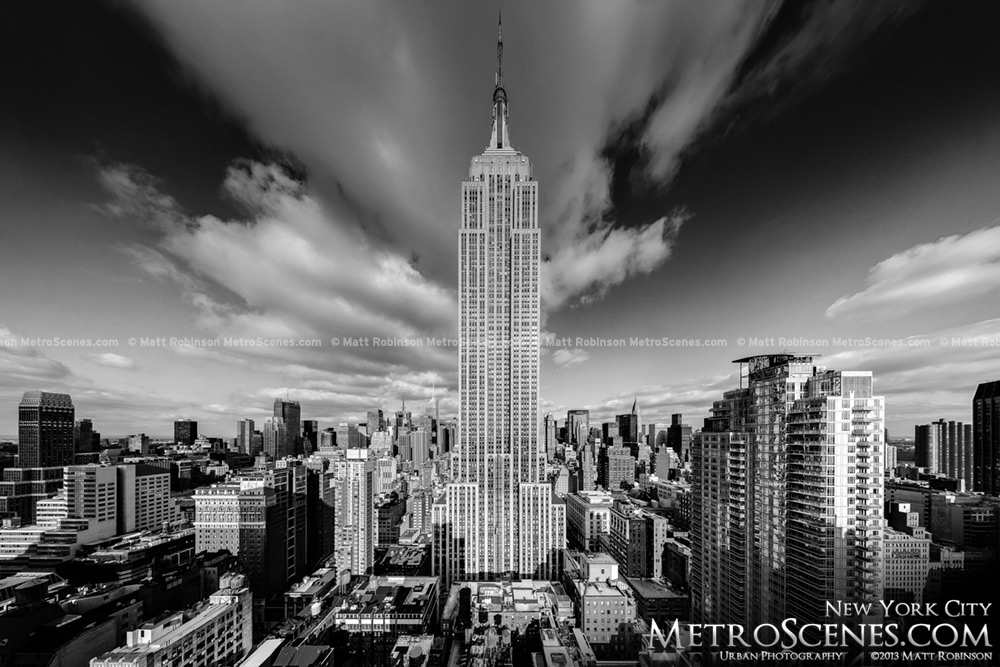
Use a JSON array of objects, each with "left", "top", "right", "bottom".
[
  {"left": 333, "top": 575, "right": 438, "bottom": 619},
  {"left": 622, "top": 577, "right": 686, "bottom": 600}
]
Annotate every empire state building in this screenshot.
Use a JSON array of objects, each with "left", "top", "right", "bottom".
[{"left": 433, "top": 19, "right": 565, "bottom": 585}]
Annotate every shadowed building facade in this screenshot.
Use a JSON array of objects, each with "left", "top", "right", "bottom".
[{"left": 18, "top": 391, "right": 74, "bottom": 468}]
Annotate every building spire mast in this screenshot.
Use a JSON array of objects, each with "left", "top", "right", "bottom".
[
  {"left": 489, "top": 11, "right": 510, "bottom": 150},
  {"left": 496, "top": 10, "right": 503, "bottom": 89}
]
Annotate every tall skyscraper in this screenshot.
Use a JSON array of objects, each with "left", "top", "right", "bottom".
[
  {"left": 237, "top": 418, "right": 255, "bottom": 455},
  {"left": 367, "top": 409, "right": 385, "bottom": 437},
  {"left": 544, "top": 413, "right": 556, "bottom": 460},
  {"left": 302, "top": 419, "right": 318, "bottom": 454},
  {"left": 173, "top": 419, "right": 197, "bottom": 448},
  {"left": 194, "top": 480, "right": 285, "bottom": 599},
  {"left": 273, "top": 398, "right": 302, "bottom": 456},
  {"left": 616, "top": 399, "right": 641, "bottom": 447},
  {"left": 973, "top": 380, "right": 1000, "bottom": 495},
  {"left": 18, "top": 391, "right": 74, "bottom": 468},
  {"left": 433, "top": 19, "right": 565, "bottom": 584},
  {"left": 692, "top": 355, "right": 886, "bottom": 628},
  {"left": 73, "top": 418, "right": 97, "bottom": 453},
  {"left": 914, "top": 423, "right": 939, "bottom": 472},
  {"left": 915, "top": 419, "right": 973, "bottom": 482},
  {"left": 332, "top": 446, "right": 374, "bottom": 576},
  {"left": 666, "top": 413, "right": 692, "bottom": 463},
  {"left": 261, "top": 417, "right": 288, "bottom": 460},
  {"left": 567, "top": 410, "right": 590, "bottom": 447}
]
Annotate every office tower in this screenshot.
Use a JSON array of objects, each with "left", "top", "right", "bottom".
[
  {"left": 367, "top": 409, "right": 385, "bottom": 436},
  {"left": 73, "top": 418, "right": 97, "bottom": 453},
  {"left": 690, "top": 427, "right": 750, "bottom": 625},
  {"left": 973, "top": 380, "right": 1000, "bottom": 495},
  {"left": 410, "top": 429, "right": 432, "bottom": 468},
  {"left": 116, "top": 463, "right": 173, "bottom": 533},
  {"left": 692, "top": 355, "right": 885, "bottom": 628},
  {"left": 261, "top": 417, "right": 288, "bottom": 459},
  {"left": 90, "top": 573, "right": 253, "bottom": 667},
  {"left": 57, "top": 464, "right": 119, "bottom": 542},
  {"left": 370, "top": 431, "right": 393, "bottom": 458},
  {"left": 173, "top": 419, "right": 197, "bottom": 448},
  {"left": 544, "top": 414, "right": 556, "bottom": 460},
  {"left": 433, "top": 20, "right": 564, "bottom": 585},
  {"left": 0, "top": 467, "right": 64, "bottom": 525},
  {"left": 941, "top": 420, "right": 972, "bottom": 482},
  {"left": 616, "top": 399, "right": 641, "bottom": 446},
  {"left": 332, "top": 446, "right": 374, "bottom": 576},
  {"left": 914, "top": 423, "right": 939, "bottom": 472},
  {"left": 273, "top": 398, "right": 302, "bottom": 456},
  {"left": 884, "top": 502, "right": 931, "bottom": 605},
  {"left": 598, "top": 443, "right": 634, "bottom": 491},
  {"left": 303, "top": 459, "right": 336, "bottom": 567},
  {"left": 194, "top": 480, "right": 286, "bottom": 599},
  {"left": 335, "top": 423, "right": 362, "bottom": 449},
  {"left": 666, "top": 413, "right": 692, "bottom": 464},
  {"left": 319, "top": 427, "right": 337, "bottom": 451},
  {"left": 374, "top": 492, "right": 407, "bottom": 546},
  {"left": 126, "top": 433, "right": 150, "bottom": 455},
  {"left": 397, "top": 432, "right": 412, "bottom": 462},
  {"left": 577, "top": 441, "right": 597, "bottom": 492},
  {"left": 414, "top": 413, "right": 434, "bottom": 434},
  {"left": 18, "top": 391, "right": 74, "bottom": 468},
  {"left": 567, "top": 410, "right": 590, "bottom": 446},
  {"left": 608, "top": 498, "right": 669, "bottom": 578},
  {"left": 647, "top": 423, "right": 669, "bottom": 449},
  {"left": 374, "top": 456, "right": 399, "bottom": 494},
  {"left": 302, "top": 419, "right": 318, "bottom": 454},
  {"left": 395, "top": 400, "right": 412, "bottom": 435},
  {"left": 237, "top": 418, "right": 255, "bottom": 455},
  {"left": 238, "top": 462, "right": 309, "bottom": 585},
  {"left": 916, "top": 419, "right": 973, "bottom": 482},
  {"left": 565, "top": 491, "right": 614, "bottom": 551}
]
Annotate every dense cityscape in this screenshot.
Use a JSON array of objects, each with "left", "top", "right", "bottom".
[{"left": 3, "top": 3, "right": 1000, "bottom": 667}]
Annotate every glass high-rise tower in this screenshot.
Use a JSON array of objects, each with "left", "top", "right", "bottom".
[
  {"left": 433, "top": 18, "right": 565, "bottom": 584},
  {"left": 18, "top": 391, "right": 74, "bottom": 467}
]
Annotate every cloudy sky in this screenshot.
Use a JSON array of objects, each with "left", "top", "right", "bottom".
[{"left": 2, "top": 1, "right": 1000, "bottom": 438}]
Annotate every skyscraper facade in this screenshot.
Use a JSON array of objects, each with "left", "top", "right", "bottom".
[
  {"left": 973, "top": 380, "right": 1000, "bottom": 495},
  {"left": 18, "top": 391, "right": 74, "bottom": 468},
  {"left": 567, "top": 410, "right": 590, "bottom": 447},
  {"left": 173, "top": 419, "right": 197, "bottom": 448},
  {"left": 333, "top": 446, "right": 374, "bottom": 576},
  {"left": 692, "top": 356, "right": 886, "bottom": 628},
  {"left": 237, "top": 418, "right": 255, "bottom": 455},
  {"left": 433, "top": 20, "right": 564, "bottom": 584},
  {"left": 273, "top": 398, "right": 302, "bottom": 456}
]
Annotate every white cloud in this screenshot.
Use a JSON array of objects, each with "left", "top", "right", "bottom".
[
  {"left": 826, "top": 224, "right": 1000, "bottom": 319},
  {"left": 102, "top": 161, "right": 458, "bottom": 400},
  {"left": 0, "top": 326, "right": 75, "bottom": 382},
  {"left": 125, "top": 1, "right": 794, "bottom": 311},
  {"left": 542, "top": 212, "right": 686, "bottom": 309},
  {"left": 551, "top": 348, "right": 590, "bottom": 369},
  {"left": 91, "top": 353, "right": 138, "bottom": 370}
]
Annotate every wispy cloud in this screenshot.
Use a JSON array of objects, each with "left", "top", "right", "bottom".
[
  {"left": 551, "top": 348, "right": 590, "bottom": 369},
  {"left": 0, "top": 326, "right": 75, "bottom": 383},
  {"left": 100, "top": 160, "right": 458, "bottom": 410},
  {"left": 91, "top": 352, "right": 138, "bottom": 370},
  {"left": 826, "top": 223, "right": 1000, "bottom": 319}
]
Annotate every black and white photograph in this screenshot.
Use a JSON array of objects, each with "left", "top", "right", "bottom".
[{"left": 1, "top": 1, "right": 998, "bottom": 665}]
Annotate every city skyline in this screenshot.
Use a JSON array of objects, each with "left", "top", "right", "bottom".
[{"left": 4, "top": 2, "right": 1000, "bottom": 436}]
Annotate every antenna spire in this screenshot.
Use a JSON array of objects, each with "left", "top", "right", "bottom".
[
  {"left": 489, "top": 12, "right": 510, "bottom": 149},
  {"left": 497, "top": 11, "right": 503, "bottom": 88}
]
